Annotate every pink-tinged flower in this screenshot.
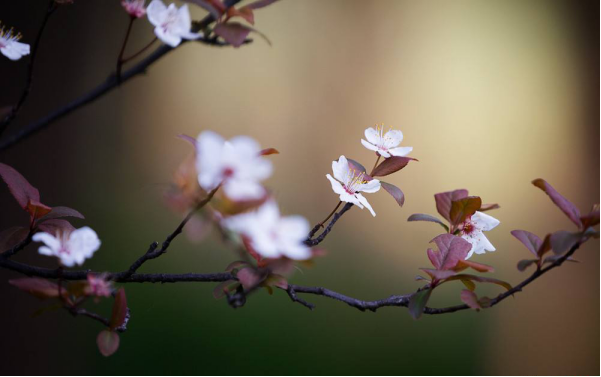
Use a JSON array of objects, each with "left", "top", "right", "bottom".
[
  {"left": 85, "top": 274, "right": 113, "bottom": 298},
  {"left": 32, "top": 227, "right": 101, "bottom": 267},
  {"left": 361, "top": 124, "right": 413, "bottom": 158},
  {"left": 146, "top": 0, "right": 201, "bottom": 47},
  {"left": 223, "top": 200, "right": 311, "bottom": 260},
  {"left": 0, "top": 23, "right": 30, "bottom": 61},
  {"left": 122, "top": 0, "right": 146, "bottom": 18},
  {"left": 196, "top": 131, "right": 272, "bottom": 201},
  {"left": 460, "top": 211, "right": 500, "bottom": 259},
  {"left": 326, "top": 155, "right": 381, "bottom": 216}
]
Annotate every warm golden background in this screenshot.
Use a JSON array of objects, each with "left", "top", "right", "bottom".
[{"left": 0, "top": 0, "right": 598, "bottom": 375}]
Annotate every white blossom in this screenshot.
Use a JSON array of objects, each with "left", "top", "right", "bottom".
[
  {"left": 147, "top": 0, "right": 201, "bottom": 47},
  {"left": 460, "top": 211, "right": 500, "bottom": 259},
  {"left": 361, "top": 124, "right": 412, "bottom": 158},
  {"left": 32, "top": 227, "right": 101, "bottom": 267},
  {"left": 0, "top": 24, "right": 30, "bottom": 61}
]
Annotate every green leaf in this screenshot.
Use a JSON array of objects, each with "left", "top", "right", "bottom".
[
  {"left": 445, "top": 274, "right": 512, "bottom": 291},
  {"left": 517, "top": 259, "right": 538, "bottom": 272},
  {"left": 408, "top": 288, "right": 432, "bottom": 320}
]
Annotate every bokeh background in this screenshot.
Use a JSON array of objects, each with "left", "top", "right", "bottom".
[{"left": 0, "top": 0, "right": 598, "bottom": 375}]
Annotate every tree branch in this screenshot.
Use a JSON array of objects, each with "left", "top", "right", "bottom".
[
  {"left": 0, "top": 0, "right": 244, "bottom": 153},
  {"left": 305, "top": 202, "right": 353, "bottom": 247}
]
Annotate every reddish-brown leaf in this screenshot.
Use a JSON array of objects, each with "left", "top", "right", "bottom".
[
  {"left": 245, "top": 0, "right": 279, "bottom": 9},
  {"left": 26, "top": 199, "right": 52, "bottom": 220},
  {"left": 214, "top": 22, "right": 253, "bottom": 47},
  {"left": 226, "top": 6, "right": 255, "bottom": 25},
  {"left": 370, "top": 156, "right": 416, "bottom": 177},
  {"left": 479, "top": 203, "right": 500, "bottom": 212},
  {"left": 449, "top": 196, "right": 482, "bottom": 227},
  {"left": 9, "top": 278, "right": 61, "bottom": 299},
  {"left": 446, "top": 274, "right": 512, "bottom": 291},
  {"left": 0, "top": 162, "right": 41, "bottom": 210},
  {"left": 97, "top": 330, "right": 120, "bottom": 357},
  {"left": 517, "top": 259, "right": 538, "bottom": 272},
  {"left": 0, "top": 226, "right": 29, "bottom": 253},
  {"left": 549, "top": 230, "right": 581, "bottom": 255},
  {"left": 380, "top": 181, "right": 404, "bottom": 207},
  {"left": 420, "top": 268, "right": 456, "bottom": 281},
  {"left": 259, "top": 147, "right": 279, "bottom": 156},
  {"left": 427, "top": 234, "right": 472, "bottom": 270},
  {"left": 37, "top": 219, "right": 75, "bottom": 234},
  {"left": 177, "top": 134, "right": 198, "bottom": 151},
  {"left": 460, "top": 289, "right": 481, "bottom": 310},
  {"left": 434, "top": 189, "right": 468, "bottom": 222},
  {"left": 236, "top": 267, "right": 262, "bottom": 290},
  {"left": 109, "top": 288, "right": 127, "bottom": 330},
  {"left": 511, "top": 230, "right": 542, "bottom": 257},
  {"left": 36, "top": 206, "right": 84, "bottom": 224},
  {"left": 532, "top": 179, "right": 582, "bottom": 228},
  {"left": 453, "top": 259, "right": 494, "bottom": 273}
]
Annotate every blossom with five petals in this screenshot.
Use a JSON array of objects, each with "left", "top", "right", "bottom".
[
  {"left": 147, "top": 0, "right": 201, "bottom": 47},
  {"left": 223, "top": 200, "right": 311, "bottom": 260},
  {"left": 196, "top": 131, "right": 272, "bottom": 201},
  {"left": 32, "top": 227, "right": 101, "bottom": 267},
  {"left": 361, "top": 124, "right": 412, "bottom": 158},
  {"left": 460, "top": 211, "right": 500, "bottom": 259},
  {"left": 326, "top": 155, "right": 381, "bottom": 216}
]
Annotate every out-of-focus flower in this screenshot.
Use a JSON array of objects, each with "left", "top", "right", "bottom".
[
  {"left": 361, "top": 124, "right": 412, "bottom": 158},
  {"left": 0, "top": 23, "right": 30, "bottom": 61},
  {"left": 146, "top": 0, "right": 201, "bottom": 47},
  {"left": 460, "top": 211, "right": 500, "bottom": 259},
  {"left": 326, "top": 155, "right": 380, "bottom": 216},
  {"left": 122, "top": 0, "right": 146, "bottom": 18},
  {"left": 223, "top": 200, "right": 311, "bottom": 260},
  {"left": 85, "top": 274, "right": 113, "bottom": 298},
  {"left": 32, "top": 227, "right": 101, "bottom": 267},
  {"left": 196, "top": 131, "right": 272, "bottom": 201}
]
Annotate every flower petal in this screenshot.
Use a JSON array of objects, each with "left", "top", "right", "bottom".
[
  {"left": 357, "top": 178, "right": 381, "bottom": 194},
  {"left": 472, "top": 211, "right": 500, "bottom": 231},
  {"left": 32, "top": 232, "right": 61, "bottom": 253},
  {"left": 388, "top": 146, "right": 413, "bottom": 157},
  {"left": 364, "top": 127, "right": 380, "bottom": 145},
  {"left": 332, "top": 156, "right": 349, "bottom": 183},
  {"left": 383, "top": 129, "right": 403, "bottom": 149},
  {"left": 146, "top": 0, "right": 167, "bottom": 26},
  {"left": 326, "top": 174, "right": 346, "bottom": 196},
  {"left": 361, "top": 139, "right": 379, "bottom": 152},
  {"left": 355, "top": 193, "right": 376, "bottom": 216}
]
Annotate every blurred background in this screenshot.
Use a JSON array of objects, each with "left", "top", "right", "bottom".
[{"left": 0, "top": 0, "right": 598, "bottom": 375}]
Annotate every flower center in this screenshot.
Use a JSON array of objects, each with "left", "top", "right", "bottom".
[
  {"left": 0, "top": 23, "right": 22, "bottom": 46},
  {"left": 461, "top": 219, "right": 479, "bottom": 238},
  {"left": 375, "top": 123, "right": 394, "bottom": 148},
  {"left": 343, "top": 169, "right": 366, "bottom": 194}
]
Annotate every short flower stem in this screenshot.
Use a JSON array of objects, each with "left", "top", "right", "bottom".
[
  {"left": 318, "top": 201, "right": 342, "bottom": 228},
  {"left": 121, "top": 37, "right": 159, "bottom": 64},
  {"left": 116, "top": 17, "right": 135, "bottom": 83},
  {"left": 369, "top": 155, "right": 381, "bottom": 176}
]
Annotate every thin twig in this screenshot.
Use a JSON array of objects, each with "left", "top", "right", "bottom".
[
  {"left": 0, "top": 0, "right": 244, "bottom": 153},
  {"left": 304, "top": 202, "right": 353, "bottom": 246},
  {"left": 116, "top": 16, "right": 135, "bottom": 83},
  {"left": 0, "top": 0, "right": 57, "bottom": 136}
]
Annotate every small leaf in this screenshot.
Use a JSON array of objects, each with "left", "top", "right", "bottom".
[
  {"left": 380, "top": 181, "right": 404, "bottom": 206},
  {"left": 214, "top": 22, "right": 251, "bottom": 47},
  {"left": 109, "top": 288, "right": 127, "bottom": 330},
  {"left": 511, "top": 230, "right": 542, "bottom": 257},
  {"left": 224, "top": 261, "right": 249, "bottom": 272},
  {"left": 532, "top": 179, "right": 582, "bottom": 228},
  {"left": 420, "top": 268, "right": 456, "bottom": 281},
  {"left": 236, "top": 267, "right": 262, "bottom": 290},
  {"left": 446, "top": 274, "right": 512, "bottom": 291},
  {"left": 453, "top": 259, "right": 494, "bottom": 273},
  {"left": 36, "top": 206, "right": 84, "bottom": 224},
  {"left": 177, "top": 134, "right": 198, "bottom": 151},
  {"left": 434, "top": 189, "right": 469, "bottom": 222},
  {"left": 407, "top": 213, "right": 449, "bottom": 232},
  {"left": 262, "top": 273, "right": 288, "bottom": 290},
  {"left": 517, "top": 259, "right": 538, "bottom": 272},
  {"left": 346, "top": 158, "right": 366, "bottom": 174},
  {"left": 428, "top": 234, "right": 472, "bottom": 270},
  {"left": 245, "top": 0, "right": 279, "bottom": 9},
  {"left": 97, "top": 330, "right": 120, "bottom": 357},
  {"left": 37, "top": 219, "right": 75, "bottom": 234},
  {"left": 0, "top": 163, "right": 41, "bottom": 210},
  {"left": 0, "top": 226, "right": 29, "bottom": 253},
  {"left": 460, "top": 289, "right": 481, "bottom": 310},
  {"left": 479, "top": 203, "right": 500, "bottom": 212},
  {"left": 26, "top": 199, "right": 52, "bottom": 221},
  {"left": 226, "top": 6, "right": 255, "bottom": 25},
  {"left": 259, "top": 148, "right": 279, "bottom": 156},
  {"left": 371, "top": 156, "right": 416, "bottom": 177},
  {"left": 549, "top": 230, "right": 581, "bottom": 255},
  {"left": 9, "top": 278, "right": 61, "bottom": 299},
  {"left": 449, "top": 196, "right": 482, "bottom": 227},
  {"left": 213, "top": 280, "right": 239, "bottom": 299},
  {"left": 408, "top": 288, "right": 432, "bottom": 320}
]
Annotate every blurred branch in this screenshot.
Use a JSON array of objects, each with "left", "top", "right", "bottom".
[
  {"left": 0, "top": 0, "right": 58, "bottom": 137},
  {"left": 0, "top": 0, "right": 245, "bottom": 153}
]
